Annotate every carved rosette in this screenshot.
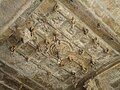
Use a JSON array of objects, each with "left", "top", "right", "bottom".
[{"left": 49, "top": 40, "right": 73, "bottom": 59}]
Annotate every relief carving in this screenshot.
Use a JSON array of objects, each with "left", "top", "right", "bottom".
[
  {"left": 36, "top": 35, "right": 53, "bottom": 55},
  {"left": 52, "top": 3, "right": 59, "bottom": 13},
  {"left": 82, "top": 27, "right": 89, "bottom": 35},
  {"left": 47, "top": 11, "right": 66, "bottom": 28},
  {"left": 84, "top": 79, "right": 97, "bottom": 90},
  {"left": 9, "top": 27, "right": 32, "bottom": 52},
  {"left": 32, "top": 14, "right": 51, "bottom": 33},
  {"left": 8, "top": 26, "right": 37, "bottom": 61},
  {"left": 102, "top": 47, "right": 110, "bottom": 54},
  {"left": 91, "top": 37, "right": 100, "bottom": 48},
  {"left": 61, "top": 20, "right": 78, "bottom": 39},
  {"left": 63, "top": 49, "right": 93, "bottom": 73},
  {"left": 49, "top": 40, "right": 72, "bottom": 60},
  {"left": 69, "top": 17, "right": 76, "bottom": 30}
]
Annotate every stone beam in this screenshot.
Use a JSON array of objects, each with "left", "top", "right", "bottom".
[
  {"left": 76, "top": 56, "right": 120, "bottom": 88},
  {"left": 0, "top": 60, "right": 46, "bottom": 90}
]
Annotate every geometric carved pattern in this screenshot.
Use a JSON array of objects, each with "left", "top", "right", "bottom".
[{"left": 49, "top": 40, "right": 73, "bottom": 59}]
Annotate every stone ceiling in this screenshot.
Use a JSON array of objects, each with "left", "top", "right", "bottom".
[{"left": 0, "top": 0, "right": 120, "bottom": 90}]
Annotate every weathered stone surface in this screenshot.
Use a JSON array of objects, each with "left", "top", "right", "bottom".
[{"left": 0, "top": 0, "right": 120, "bottom": 90}]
